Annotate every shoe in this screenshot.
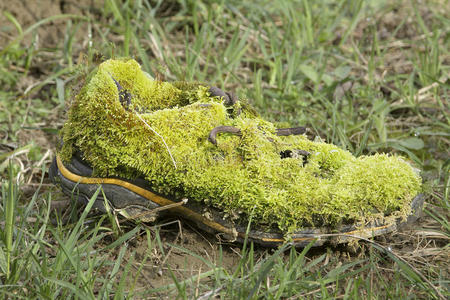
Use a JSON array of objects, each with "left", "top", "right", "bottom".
[{"left": 50, "top": 58, "right": 424, "bottom": 247}]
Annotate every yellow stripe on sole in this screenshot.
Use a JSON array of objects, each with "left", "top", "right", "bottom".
[
  {"left": 56, "top": 155, "right": 240, "bottom": 238},
  {"left": 56, "top": 155, "right": 397, "bottom": 246}
]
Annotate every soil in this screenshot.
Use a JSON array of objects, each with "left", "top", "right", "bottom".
[
  {"left": 0, "top": 0, "right": 99, "bottom": 48},
  {"left": 129, "top": 221, "right": 242, "bottom": 289}
]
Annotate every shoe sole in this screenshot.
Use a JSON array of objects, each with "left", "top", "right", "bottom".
[{"left": 50, "top": 154, "right": 424, "bottom": 247}]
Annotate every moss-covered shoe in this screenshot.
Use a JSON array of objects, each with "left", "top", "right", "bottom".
[{"left": 50, "top": 58, "right": 424, "bottom": 247}]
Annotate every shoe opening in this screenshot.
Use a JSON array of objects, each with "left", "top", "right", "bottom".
[{"left": 280, "top": 149, "right": 310, "bottom": 165}]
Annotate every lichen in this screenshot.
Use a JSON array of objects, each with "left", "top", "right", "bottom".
[{"left": 59, "top": 58, "right": 422, "bottom": 233}]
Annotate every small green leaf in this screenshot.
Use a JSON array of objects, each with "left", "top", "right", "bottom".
[
  {"left": 398, "top": 137, "right": 425, "bottom": 150},
  {"left": 56, "top": 78, "right": 65, "bottom": 105},
  {"left": 299, "top": 64, "right": 318, "bottom": 83},
  {"left": 322, "top": 74, "right": 334, "bottom": 86},
  {"left": 334, "top": 65, "right": 351, "bottom": 79}
]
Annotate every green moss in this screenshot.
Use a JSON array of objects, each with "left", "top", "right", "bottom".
[{"left": 60, "top": 58, "right": 422, "bottom": 232}]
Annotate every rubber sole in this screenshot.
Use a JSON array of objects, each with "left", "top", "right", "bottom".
[{"left": 49, "top": 154, "right": 424, "bottom": 247}]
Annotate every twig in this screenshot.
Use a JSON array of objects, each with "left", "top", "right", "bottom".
[
  {"left": 0, "top": 216, "right": 37, "bottom": 226},
  {"left": 197, "top": 287, "right": 224, "bottom": 300},
  {"left": 121, "top": 198, "right": 188, "bottom": 222},
  {"left": 195, "top": 266, "right": 202, "bottom": 298},
  {"left": 136, "top": 113, "right": 177, "bottom": 169}
]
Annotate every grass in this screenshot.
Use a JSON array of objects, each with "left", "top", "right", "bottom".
[{"left": 0, "top": 0, "right": 449, "bottom": 298}]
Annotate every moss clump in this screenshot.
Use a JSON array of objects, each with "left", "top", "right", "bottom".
[{"left": 60, "top": 58, "right": 422, "bottom": 233}]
